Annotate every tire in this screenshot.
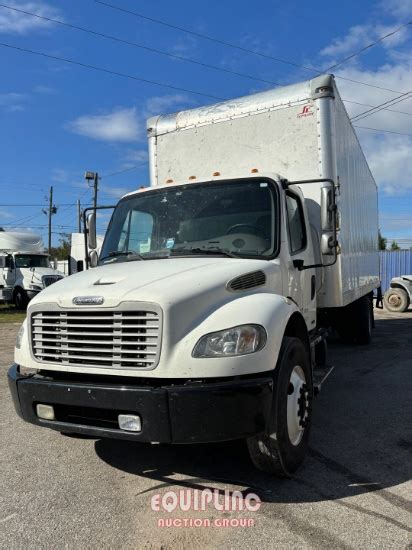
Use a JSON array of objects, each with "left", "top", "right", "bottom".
[
  {"left": 247, "top": 337, "right": 313, "bottom": 477},
  {"left": 356, "top": 294, "right": 373, "bottom": 345},
  {"left": 337, "top": 294, "right": 373, "bottom": 345},
  {"left": 383, "top": 288, "right": 410, "bottom": 313},
  {"left": 14, "top": 288, "right": 28, "bottom": 310}
]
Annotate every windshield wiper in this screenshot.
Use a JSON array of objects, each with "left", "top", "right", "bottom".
[
  {"left": 171, "top": 247, "right": 238, "bottom": 258},
  {"left": 100, "top": 250, "right": 146, "bottom": 263}
]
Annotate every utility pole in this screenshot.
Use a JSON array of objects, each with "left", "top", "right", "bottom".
[
  {"left": 93, "top": 172, "right": 99, "bottom": 215},
  {"left": 42, "top": 186, "right": 57, "bottom": 254},
  {"left": 77, "top": 199, "right": 81, "bottom": 233}
]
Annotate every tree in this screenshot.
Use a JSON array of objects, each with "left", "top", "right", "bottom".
[
  {"left": 49, "top": 233, "right": 71, "bottom": 260},
  {"left": 378, "top": 230, "right": 387, "bottom": 250},
  {"left": 390, "top": 240, "right": 400, "bottom": 251}
]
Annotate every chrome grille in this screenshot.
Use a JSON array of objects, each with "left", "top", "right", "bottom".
[
  {"left": 31, "top": 309, "right": 161, "bottom": 369},
  {"left": 42, "top": 275, "right": 63, "bottom": 288}
]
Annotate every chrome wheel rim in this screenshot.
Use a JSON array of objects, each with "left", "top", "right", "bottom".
[{"left": 287, "top": 365, "right": 308, "bottom": 446}]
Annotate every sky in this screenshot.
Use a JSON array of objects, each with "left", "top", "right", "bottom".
[{"left": 0, "top": 0, "right": 411, "bottom": 247}]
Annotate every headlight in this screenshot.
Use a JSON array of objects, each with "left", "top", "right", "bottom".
[
  {"left": 29, "top": 284, "right": 42, "bottom": 291},
  {"left": 192, "top": 324, "right": 266, "bottom": 358},
  {"left": 15, "top": 323, "right": 25, "bottom": 349}
]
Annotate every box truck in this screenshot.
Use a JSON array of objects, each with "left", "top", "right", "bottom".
[
  {"left": 8, "top": 75, "right": 379, "bottom": 476},
  {"left": 0, "top": 231, "right": 64, "bottom": 308}
]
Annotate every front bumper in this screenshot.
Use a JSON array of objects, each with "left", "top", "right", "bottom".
[{"left": 8, "top": 365, "right": 273, "bottom": 443}]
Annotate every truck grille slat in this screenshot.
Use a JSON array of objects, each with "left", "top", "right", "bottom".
[
  {"left": 31, "top": 308, "right": 161, "bottom": 370},
  {"left": 32, "top": 336, "right": 158, "bottom": 347}
]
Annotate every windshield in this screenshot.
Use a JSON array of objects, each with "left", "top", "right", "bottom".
[
  {"left": 15, "top": 255, "right": 50, "bottom": 268},
  {"left": 100, "top": 179, "right": 277, "bottom": 264}
]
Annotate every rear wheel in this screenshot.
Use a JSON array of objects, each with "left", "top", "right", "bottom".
[
  {"left": 14, "top": 288, "right": 28, "bottom": 310},
  {"left": 337, "top": 294, "right": 373, "bottom": 345},
  {"left": 247, "top": 337, "right": 313, "bottom": 477},
  {"left": 383, "top": 288, "right": 410, "bottom": 313}
]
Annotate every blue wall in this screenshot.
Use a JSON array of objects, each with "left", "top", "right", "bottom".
[{"left": 380, "top": 251, "right": 412, "bottom": 291}]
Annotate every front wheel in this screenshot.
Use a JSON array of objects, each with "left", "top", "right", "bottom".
[
  {"left": 383, "top": 288, "right": 410, "bottom": 313},
  {"left": 14, "top": 288, "right": 28, "bottom": 310},
  {"left": 247, "top": 337, "right": 313, "bottom": 477}
]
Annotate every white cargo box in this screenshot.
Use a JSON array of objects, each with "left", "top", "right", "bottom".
[{"left": 147, "top": 75, "right": 379, "bottom": 308}]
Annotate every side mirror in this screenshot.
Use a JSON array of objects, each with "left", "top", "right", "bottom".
[
  {"left": 87, "top": 211, "right": 97, "bottom": 250},
  {"left": 89, "top": 249, "right": 99, "bottom": 268},
  {"left": 321, "top": 185, "right": 335, "bottom": 231},
  {"left": 53, "top": 257, "right": 58, "bottom": 270},
  {"left": 321, "top": 184, "right": 337, "bottom": 256},
  {"left": 0, "top": 256, "right": 6, "bottom": 268},
  {"left": 321, "top": 234, "right": 337, "bottom": 256}
]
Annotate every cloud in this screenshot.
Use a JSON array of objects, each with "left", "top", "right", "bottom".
[
  {"left": 320, "top": 23, "right": 410, "bottom": 58},
  {"left": 379, "top": 0, "right": 412, "bottom": 17},
  {"left": 66, "top": 108, "right": 140, "bottom": 142},
  {"left": 0, "top": 1, "right": 62, "bottom": 34},
  {"left": 33, "top": 85, "right": 57, "bottom": 94},
  {"left": 145, "top": 94, "right": 192, "bottom": 116},
  {"left": 0, "top": 209, "right": 15, "bottom": 220},
  {"left": 99, "top": 185, "right": 130, "bottom": 199},
  {"left": 51, "top": 168, "right": 69, "bottom": 183},
  {"left": 0, "top": 92, "right": 26, "bottom": 112},
  {"left": 123, "top": 149, "right": 148, "bottom": 163}
]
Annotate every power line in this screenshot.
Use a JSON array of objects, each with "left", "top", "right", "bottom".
[
  {"left": 343, "top": 99, "right": 412, "bottom": 116},
  {"left": 0, "top": 7, "right": 407, "bottom": 125},
  {"left": 0, "top": 42, "right": 226, "bottom": 101},
  {"left": 351, "top": 90, "right": 412, "bottom": 122},
  {"left": 101, "top": 165, "right": 143, "bottom": 179},
  {"left": 0, "top": 203, "right": 94, "bottom": 206},
  {"left": 95, "top": 0, "right": 410, "bottom": 96},
  {"left": 354, "top": 125, "right": 412, "bottom": 136},
  {"left": 325, "top": 20, "right": 412, "bottom": 72},
  {"left": 0, "top": 4, "right": 280, "bottom": 88}
]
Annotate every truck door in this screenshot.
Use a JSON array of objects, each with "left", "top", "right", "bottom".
[
  {"left": 4, "top": 254, "right": 16, "bottom": 288},
  {"left": 285, "top": 191, "right": 317, "bottom": 329}
]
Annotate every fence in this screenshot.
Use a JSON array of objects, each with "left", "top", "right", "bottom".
[{"left": 379, "top": 250, "right": 412, "bottom": 291}]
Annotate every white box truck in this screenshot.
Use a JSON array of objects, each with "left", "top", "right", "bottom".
[
  {"left": 9, "top": 75, "right": 379, "bottom": 476},
  {"left": 0, "top": 231, "right": 64, "bottom": 308}
]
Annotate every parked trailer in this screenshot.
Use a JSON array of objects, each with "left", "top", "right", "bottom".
[{"left": 9, "top": 75, "right": 379, "bottom": 476}]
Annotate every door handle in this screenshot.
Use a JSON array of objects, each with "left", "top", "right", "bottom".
[{"left": 311, "top": 275, "right": 316, "bottom": 300}]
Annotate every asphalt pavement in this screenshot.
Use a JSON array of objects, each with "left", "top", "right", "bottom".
[{"left": 0, "top": 309, "right": 411, "bottom": 549}]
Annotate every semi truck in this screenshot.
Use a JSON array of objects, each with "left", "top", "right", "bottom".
[
  {"left": 8, "top": 75, "right": 379, "bottom": 476},
  {"left": 0, "top": 231, "right": 64, "bottom": 308}
]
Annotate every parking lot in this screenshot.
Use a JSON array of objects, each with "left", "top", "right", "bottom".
[{"left": 0, "top": 309, "right": 411, "bottom": 549}]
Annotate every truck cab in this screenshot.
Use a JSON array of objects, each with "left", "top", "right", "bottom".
[{"left": 0, "top": 232, "right": 64, "bottom": 308}]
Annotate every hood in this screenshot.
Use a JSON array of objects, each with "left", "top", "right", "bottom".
[{"left": 30, "top": 257, "right": 281, "bottom": 310}]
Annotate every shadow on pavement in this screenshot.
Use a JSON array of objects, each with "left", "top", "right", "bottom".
[{"left": 95, "top": 313, "right": 412, "bottom": 512}]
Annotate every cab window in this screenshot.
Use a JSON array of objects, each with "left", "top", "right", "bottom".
[{"left": 286, "top": 193, "right": 306, "bottom": 254}]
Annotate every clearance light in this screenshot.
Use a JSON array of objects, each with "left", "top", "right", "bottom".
[
  {"left": 251, "top": 168, "right": 259, "bottom": 173},
  {"left": 165, "top": 179, "right": 174, "bottom": 184},
  {"left": 213, "top": 171, "right": 221, "bottom": 176},
  {"left": 189, "top": 176, "right": 196, "bottom": 180}
]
